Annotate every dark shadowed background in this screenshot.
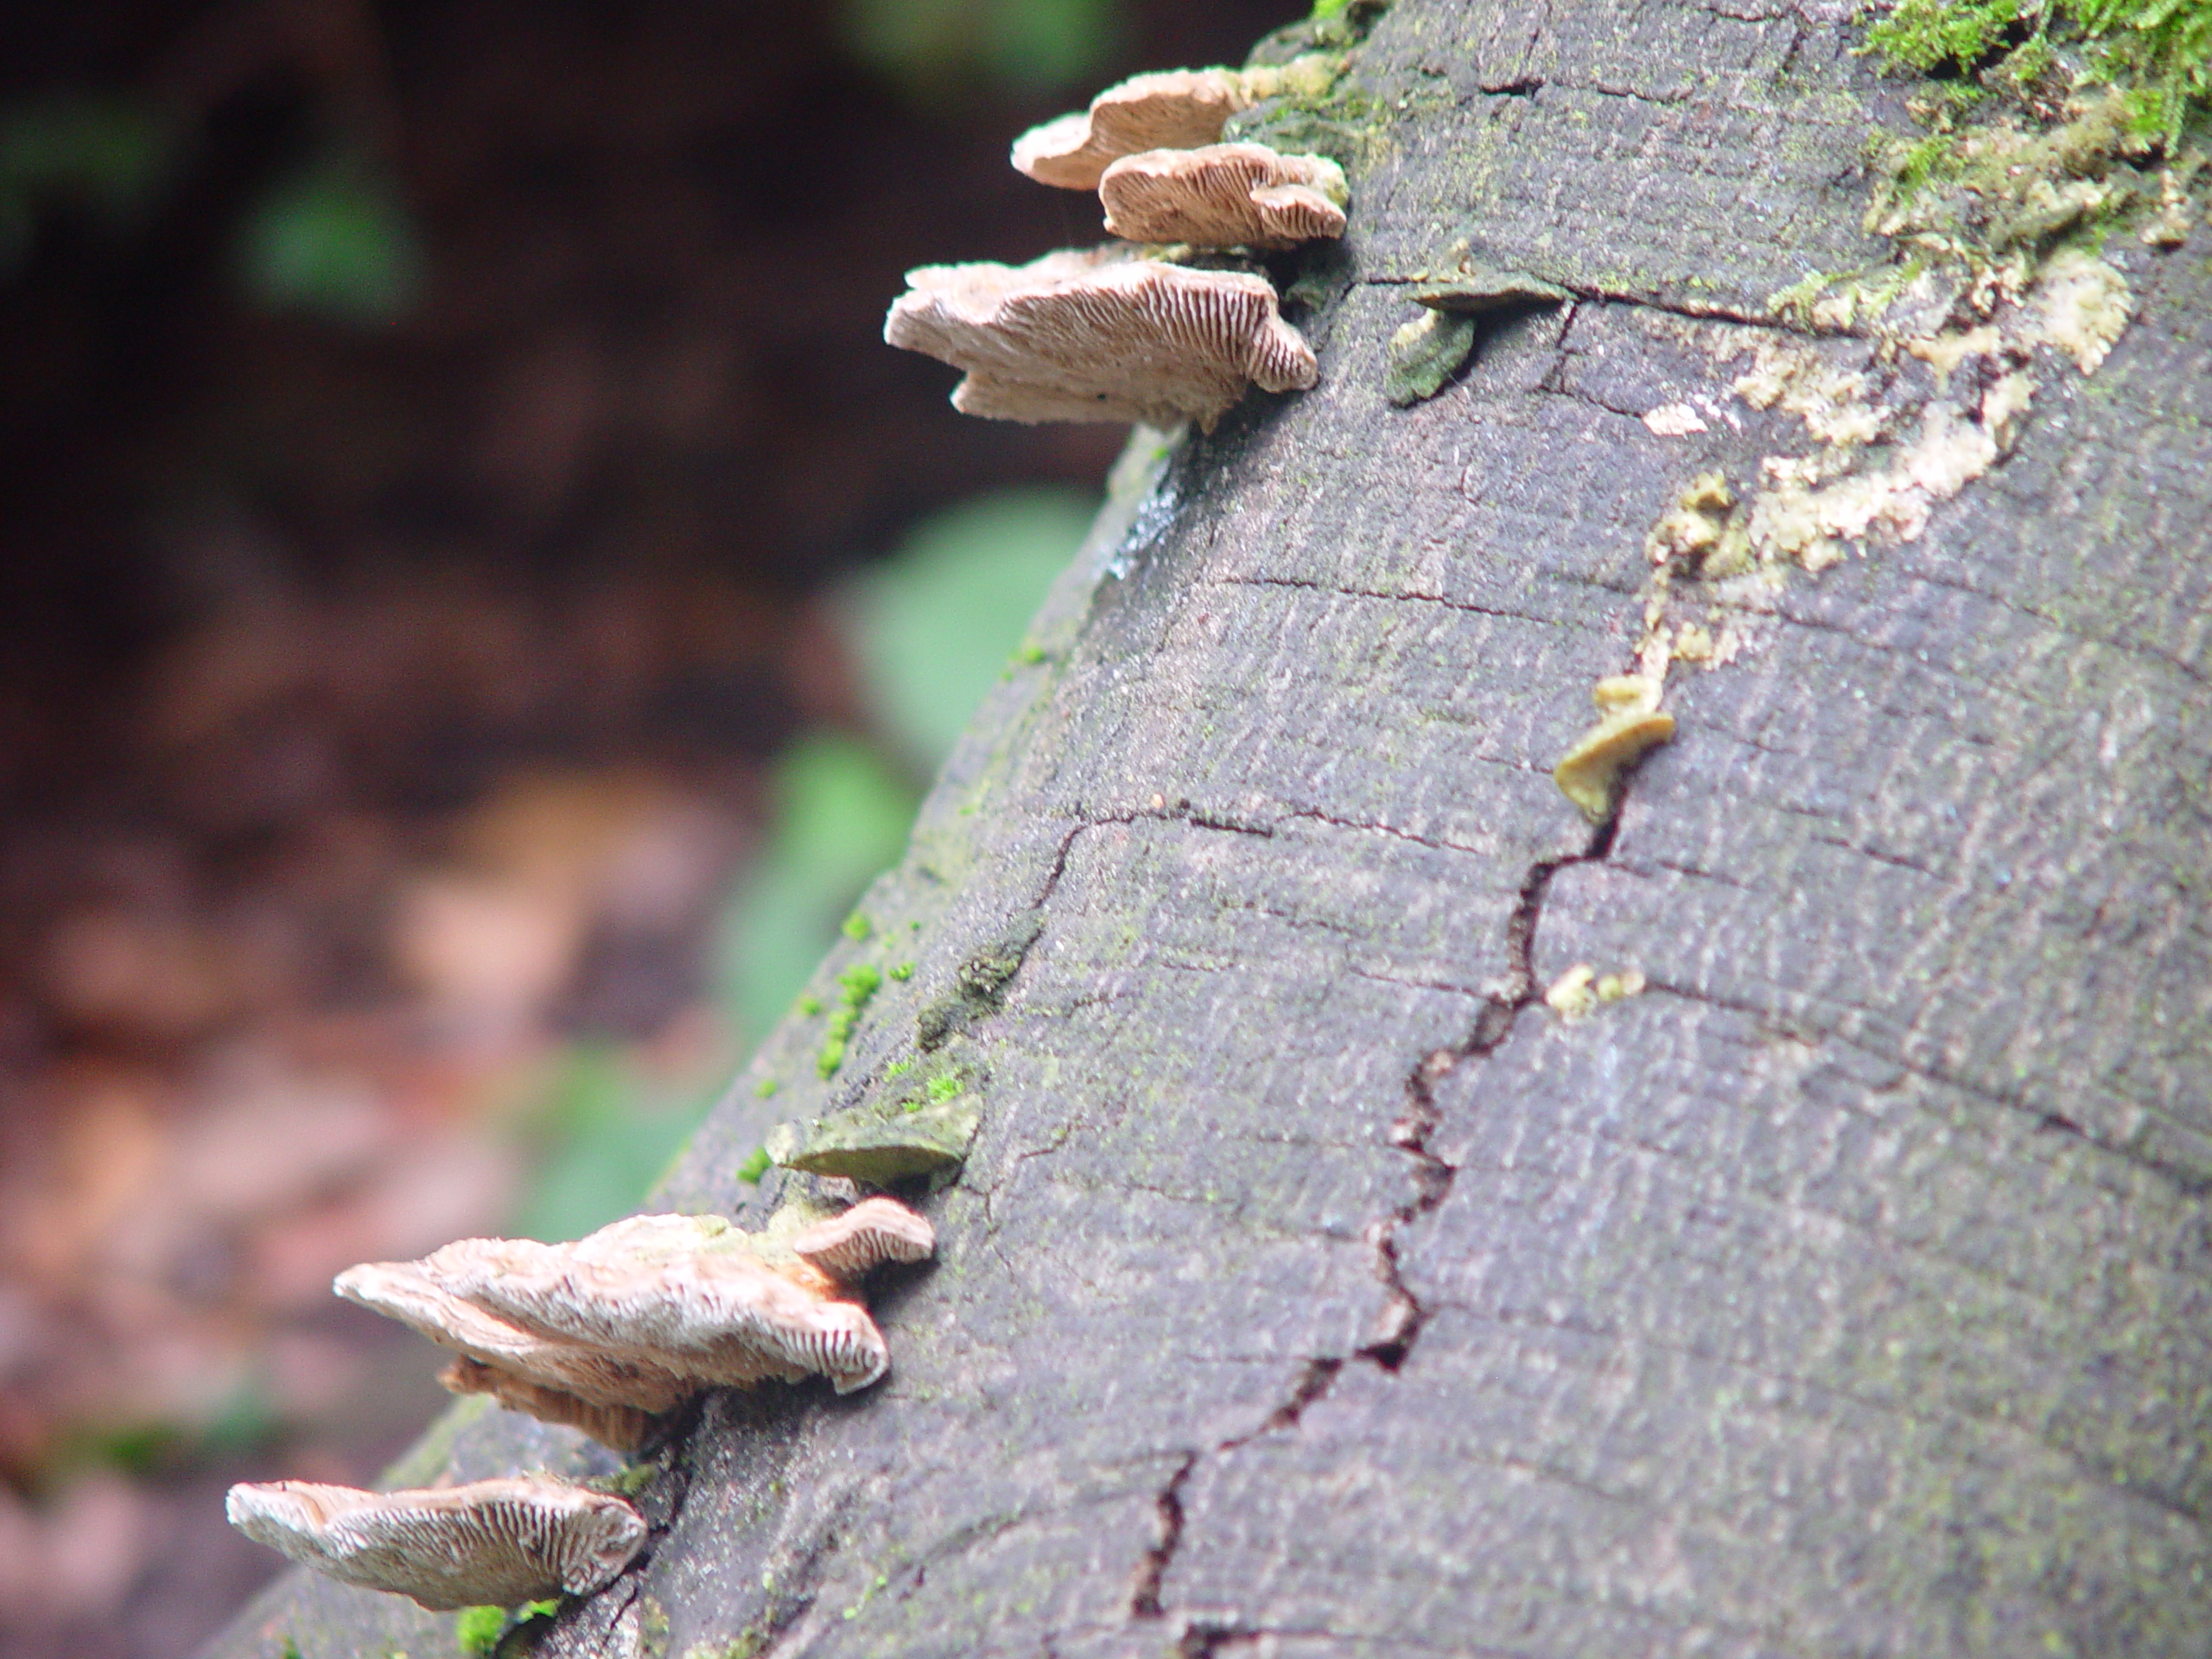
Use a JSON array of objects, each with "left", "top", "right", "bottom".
[{"left": 0, "top": 4, "right": 1292, "bottom": 1654}]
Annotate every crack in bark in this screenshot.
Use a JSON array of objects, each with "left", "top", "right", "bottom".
[
  {"left": 1122, "top": 795, "right": 1629, "bottom": 1631},
  {"left": 1128, "top": 1452, "right": 1196, "bottom": 1618},
  {"left": 1362, "top": 275, "right": 1813, "bottom": 336}
]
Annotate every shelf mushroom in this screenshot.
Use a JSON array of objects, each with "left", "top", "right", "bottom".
[
  {"left": 788, "top": 1194, "right": 938, "bottom": 1282},
  {"left": 226, "top": 1475, "right": 645, "bottom": 1611},
  {"left": 336, "top": 1200, "right": 934, "bottom": 1451},
  {"left": 1010, "top": 60, "right": 1336, "bottom": 189},
  {"left": 1098, "top": 143, "right": 1347, "bottom": 250},
  {"left": 1013, "top": 67, "right": 1257, "bottom": 190},
  {"left": 884, "top": 246, "right": 1318, "bottom": 429}
]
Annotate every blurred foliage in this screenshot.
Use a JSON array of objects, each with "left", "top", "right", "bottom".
[
  {"left": 512, "top": 1043, "right": 714, "bottom": 1242},
  {"left": 837, "top": 0, "right": 1123, "bottom": 99},
  {"left": 720, "top": 734, "right": 919, "bottom": 1046},
  {"left": 844, "top": 486, "right": 1095, "bottom": 770},
  {"left": 0, "top": 91, "right": 175, "bottom": 274},
  {"left": 238, "top": 149, "right": 424, "bottom": 323}
]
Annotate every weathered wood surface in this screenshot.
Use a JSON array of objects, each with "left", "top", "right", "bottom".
[{"left": 207, "top": 2, "right": 2212, "bottom": 1655}]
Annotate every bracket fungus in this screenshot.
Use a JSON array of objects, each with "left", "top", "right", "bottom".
[
  {"left": 1098, "top": 143, "right": 1348, "bottom": 249},
  {"left": 885, "top": 246, "right": 1318, "bottom": 429},
  {"left": 225, "top": 1475, "right": 645, "bottom": 1611},
  {"left": 1553, "top": 676, "right": 1677, "bottom": 823},
  {"left": 789, "top": 1195, "right": 938, "bottom": 1281},
  {"left": 338, "top": 1200, "right": 936, "bottom": 1448},
  {"left": 767, "top": 1090, "right": 981, "bottom": 1185},
  {"left": 1012, "top": 67, "right": 1256, "bottom": 190}
]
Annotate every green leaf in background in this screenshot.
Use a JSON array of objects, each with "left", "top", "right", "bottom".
[
  {"left": 238, "top": 149, "right": 423, "bottom": 323},
  {"left": 836, "top": 0, "right": 1122, "bottom": 99},
  {"left": 719, "top": 734, "right": 920, "bottom": 1045},
  {"left": 0, "top": 92, "right": 175, "bottom": 276},
  {"left": 512, "top": 1043, "right": 709, "bottom": 1242},
  {"left": 843, "top": 486, "right": 1096, "bottom": 771},
  {"left": 0, "top": 92, "right": 174, "bottom": 223}
]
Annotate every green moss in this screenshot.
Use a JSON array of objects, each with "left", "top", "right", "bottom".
[
  {"left": 797, "top": 994, "right": 822, "bottom": 1017},
  {"left": 842, "top": 911, "right": 873, "bottom": 942},
  {"left": 1861, "top": 0, "right": 2212, "bottom": 145},
  {"left": 817, "top": 962, "right": 886, "bottom": 1078},
  {"left": 753, "top": 1077, "right": 778, "bottom": 1098},
  {"left": 737, "top": 1145, "right": 772, "bottom": 1184},
  {"left": 455, "top": 1607, "right": 505, "bottom": 1656},
  {"left": 889, "top": 961, "right": 915, "bottom": 981}
]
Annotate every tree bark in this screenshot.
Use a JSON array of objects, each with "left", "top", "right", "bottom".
[{"left": 207, "top": 2, "right": 2212, "bottom": 1655}]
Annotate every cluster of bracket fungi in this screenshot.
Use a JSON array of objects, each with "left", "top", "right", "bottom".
[
  {"left": 226, "top": 1195, "right": 935, "bottom": 1611},
  {"left": 885, "top": 61, "right": 1347, "bottom": 430}
]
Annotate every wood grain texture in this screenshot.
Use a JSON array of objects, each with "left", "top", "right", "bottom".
[{"left": 204, "top": 3, "right": 2212, "bottom": 1655}]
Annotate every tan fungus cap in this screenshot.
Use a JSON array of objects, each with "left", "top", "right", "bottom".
[
  {"left": 1013, "top": 68, "right": 1255, "bottom": 190},
  {"left": 790, "top": 1196, "right": 938, "bottom": 1281},
  {"left": 885, "top": 246, "right": 1319, "bottom": 430},
  {"left": 225, "top": 1475, "right": 646, "bottom": 1611},
  {"left": 1099, "top": 143, "right": 1346, "bottom": 249}
]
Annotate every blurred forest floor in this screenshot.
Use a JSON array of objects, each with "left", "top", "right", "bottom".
[{"left": 0, "top": 3, "right": 1288, "bottom": 1654}]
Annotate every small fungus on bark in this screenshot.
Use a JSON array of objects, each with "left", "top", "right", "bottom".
[
  {"left": 1098, "top": 143, "right": 1347, "bottom": 249},
  {"left": 1010, "top": 59, "right": 1339, "bottom": 189},
  {"left": 416, "top": 1214, "right": 894, "bottom": 1395},
  {"left": 225, "top": 1475, "right": 646, "bottom": 1611},
  {"left": 338, "top": 1205, "right": 930, "bottom": 1449},
  {"left": 437, "top": 1357, "right": 663, "bottom": 1454},
  {"left": 884, "top": 246, "right": 1318, "bottom": 429},
  {"left": 790, "top": 1196, "right": 938, "bottom": 1281},
  {"left": 334, "top": 1255, "right": 696, "bottom": 1444},
  {"left": 1553, "top": 675, "right": 1676, "bottom": 822},
  {"left": 1012, "top": 68, "right": 1255, "bottom": 190}
]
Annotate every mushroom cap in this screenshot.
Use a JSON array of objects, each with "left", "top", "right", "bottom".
[
  {"left": 420, "top": 1218, "right": 893, "bottom": 1394},
  {"left": 438, "top": 1357, "right": 662, "bottom": 1454},
  {"left": 1012, "top": 68, "right": 1255, "bottom": 190},
  {"left": 225, "top": 1475, "right": 645, "bottom": 1611},
  {"left": 1553, "top": 707, "right": 1677, "bottom": 822},
  {"left": 334, "top": 1259, "right": 696, "bottom": 1414},
  {"left": 885, "top": 246, "right": 1319, "bottom": 430},
  {"left": 1099, "top": 144, "right": 1347, "bottom": 250},
  {"left": 789, "top": 1197, "right": 937, "bottom": 1281}
]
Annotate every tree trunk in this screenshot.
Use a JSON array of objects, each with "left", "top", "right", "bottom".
[{"left": 207, "top": 2, "right": 2212, "bottom": 1655}]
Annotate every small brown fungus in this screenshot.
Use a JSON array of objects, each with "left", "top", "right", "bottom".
[
  {"left": 884, "top": 246, "right": 1318, "bottom": 430},
  {"left": 1553, "top": 676, "right": 1676, "bottom": 823},
  {"left": 790, "top": 1196, "right": 938, "bottom": 1281},
  {"left": 225, "top": 1475, "right": 645, "bottom": 1611},
  {"left": 1097, "top": 143, "right": 1347, "bottom": 249}
]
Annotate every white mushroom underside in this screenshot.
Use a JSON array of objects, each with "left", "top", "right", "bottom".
[
  {"left": 226, "top": 1477, "right": 646, "bottom": 1611},
  {"left": 886, "top": 250, "right": 1318, "bottom": 429},
  {"left": 334, "top": 1260, "right": 699, "bottom": 1412},
  {"left": 1099, "top": 144, "right": 1347, "bottom": 249},
  {"left": 790, "top": 1196, "right": 938, "bottom": 1281},
  {"left": 421, "top": 1217, "right": 892, "bottom": 1393}
]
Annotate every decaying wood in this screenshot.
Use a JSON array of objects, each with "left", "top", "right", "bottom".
[{"left": 208, "top": 4, "right": 2212, "bottom": 1656}]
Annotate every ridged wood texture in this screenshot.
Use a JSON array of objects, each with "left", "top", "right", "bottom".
[{"left": 206, "top": 2, "right": 2212, "bottom": 1655}]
